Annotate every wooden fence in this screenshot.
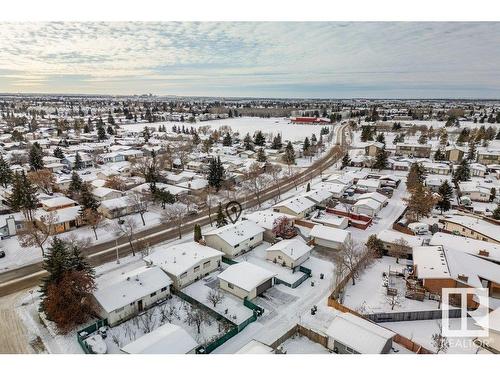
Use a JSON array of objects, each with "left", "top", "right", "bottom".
[{"left": 269, "top": 324, "right": 329, "bottom": 351}]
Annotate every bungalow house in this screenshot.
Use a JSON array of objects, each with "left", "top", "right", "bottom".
[
  {"left": 395, "top": 143, "right": 432, "bottom": 158},
  {"left": 413, "top": 245, "right": 500, "bottom": 306},
  {"left": 352, "top": 198, "right": 382, "bottom": 217},
  {"left": 309, "top": 225, "right": 351, "bottom": 250},
  {"left": 458, "top": 181, "right": 492, "bottom": 202},
  {"left": 312, "top": 182, "right": 347, "bottom": 199},
  {"left": 326, "top": 312, "right": 395, "bottom": 354},
  {"left": 301, "top": 189, "right": 334, "bottom": 206},
  {"left": 177, "top": 178, "right": 208, "bottom": 194},
  {"left": 144, "top": 242, "right": 223, "bottom": 289},
  {"left": 98, "top": 196, "right": 145, "bottom": 219},
  {"left": 243, "top": 210, "right": 296, "bottom": 242},
  {"left": 377, "top": 229, "right": 423, "bottom": 257},
  {"left": 93, "top": 266, "right": 173, "bottom": 326},
  {"left": 470, "top": 163, "right": 487, "bottom": 177},
  {"left": 421, "top": 161, "right": 451, "bottom": 175},
  {"left": 92, "top": 187, "right": 124, "bottom": 202},
  {"left": 355, "top": 179, "right": 381, "bottom": 193},
  {"left": 429, "top": 232, "right": 500, "bottom": 264},
  {"left": 218, "top": 261, "right": 276, "bottom": 300},
  {"left": 478, "top": 150, "right": 500, "bottom": 165},
  {"left": 0, "top": 213, "right": 25, "bottom": 238},
  {"left": 265, "top": 237, "right": 312, "bottom": 268},
  {"left": 40, "top": 196, "right": 78, "bottom": 211},
  {"left": 204, "top": 220, "right": 265, "bottom": 258},
  {"left": 310, "top": 210, "right": 349, "bottom": 229},
  {"left": 440, "top": 214, "right": 500, "bottom": 244},
  {"left": 120, "top": 323, "right": 198, "bottom": 354},
  {"left": 272, "top": 196, "right": 316, "bottom": 218},
  {"left": 98, "top": 152, "right": 126, "bottom": 164},
  {"left": 62, "top": 153, "right": 93, "bottom": 169},
  {"left": 34, "top": 205, "right": 83, "bottom": 233},
  {"left": 357, "top": 191, "right": 388, "bottom": 206}
]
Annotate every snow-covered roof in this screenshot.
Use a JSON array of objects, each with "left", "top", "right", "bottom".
[
  {"left": 376, "top": 229, "right": 423, "bottom": 248},
  {"left": 204, "top": 220, "right": 265, "bottom": 247},
  {"left": 217, "top": 261, "right": 276, "bottom": 292},
  {"left": 120, "top": 323, "right": 198, "bottom": 354},
  {"left": 40, "top": 196, "right": 77, "bottom": 208},
  {"left": 265, "top": 238, "right": 312, "bottom": 261},
  {"left": 309, "top": 225, "right": 350, "bottom": 244},
  {"left": 272, "top": 196, "right": 316, "bottom": 215},
  {"left": 356, "top": 179, "right": 381, "bottom": 188},
  {"left": 326, "top": 312, "right": 395, "bottom": 354},
  {"left": 243, "top": 210, "right": 295, "bottom": 231},
  {"left": 93, "top": 187, "right": 122, "bottom": 198},
  {"left": 357, "top": 192, "right": 388, "bottom": 204},
  {"left": 301, "top": 189, "right": 333, "bottom": 204},
  {"left": 34, "top": 205, "right": 81, "bottom": 223},
  {"left": 353, "top": 198, "right": 381, "bottom": 210},
  {"left": 413, "top": 246, "right": 451, "bottom": 279},
  {"left": 177, "top": 178, "right": 208, "bottom": 190},
  {"left": 94, "top": 266, "right": 173, "bottom": 313},
  {"left": 236, "top": 340, "right": 274, "bottom": 354},
  {"left": 312, "top": 182, "right": 347, "bottom": 194},
  {"left": 144, "top": 242, "right": 223, "bottom": 277},
  {"left": 441, "top": 214, "right": 500, "bottom": 242},
  {"left": 430, "top": 232, "right": 500, "bottom": 263},
  {"left": 99, "top": 196, "right": 131, "bottom": 210}
]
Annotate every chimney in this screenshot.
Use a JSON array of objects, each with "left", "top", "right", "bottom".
[
  {"left": 478, "top": 249, "right": 489, "bottom": 257},
  {"left": 457, "top": 274, "right": 469, "bottom": 283}
]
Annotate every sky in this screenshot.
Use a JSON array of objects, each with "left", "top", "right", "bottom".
[{"left": 0, "top": 22, "right": 499, "bottom": 98}]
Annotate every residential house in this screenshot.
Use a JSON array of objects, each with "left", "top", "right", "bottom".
[
  {"left": 92, "top": 187, "right": 124, "bottom": 202},
  {"left": 364, "top": 142, "right": 384, "bottom": 157},
  {"left": 309, "top": 225, "right": 351, "bottom": 250},
  {"left": 218, "top": 261, "right": 276, "bottom": 300},
  {"left": 98, "top": 196, "right": 145, "bottom": 219},
  {"left": 272, "top": 196, "right": 316, "bottom": 218},
  {"left": 93, "top": 266, "right": 173, "bottom": 326},
  {"left": 243, "top": 210, "right": 296, "bottom": 242},
  {"left": 395, "top": 143, "right": 432, "bottom": 158},
  {"left": 204, "top": 220, "right": 265, "bottom": 258},
  {"left": 144, "top": 242, "right": 223, "bottom": 289},
  {"left": 265, "top": 237, "right": 312, "bottom": 268},
  {"left": 40, "top": 196, "right": 78, "bottom": 211},
  {"left": 440, "top": 214, "right": 500, "bottom": 244}
]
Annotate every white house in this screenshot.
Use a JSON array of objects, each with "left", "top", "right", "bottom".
[
  {"left": 265, "top": 238, "right": 312, "bottom": 268},
  {"left": 357, "top": 191, "right": 388, "bottom": 206},
  {"left": 97, "top": 196, "right": 145, "bottom": 219},
  {"left": 120, "top": 323, "right": 198, "bottom": 354},
  {"left": 218, "top": 261, "right": 276, "bottom": 300},
  {"left": 204, "top": 220, "right": 265, "bottom": 258},
  {"left": 272, "top": 196, "right": 316, "bottom": 218},
  {"left": 243, "top": 210, "right": 296, "bottom": 242},
  {"left": 326, "top": 312, "right": 395, "bottom": 354},
  {"left": 312, "top": 182, "right": 347, "bottom": 198},
  {"left": 93, "top": 266, "right": 173, "bottom": 326},
  {"left": 92, "top": 187, "right": 124, "bottom": 202},
  {"left": 144, "top": 242, "right": 223, "bottom": 289},
  {"left": 356, "top": 179, "right": 381, "bottom": 192},
  {"left": 352, "top": 198, "right": 382, "bottom": 217},
  {"left": 309, "top": 225, "right": 351, "bottom": 250},
  {"left": 301, "top": 189, "right": 334, "bottom": 206}
]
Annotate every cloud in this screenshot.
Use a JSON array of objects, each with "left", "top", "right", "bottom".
[{"left": 0, "top": 22, "right": 499, "bottom": 97}]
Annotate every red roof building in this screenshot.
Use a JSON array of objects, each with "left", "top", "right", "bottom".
[{"left": 290, "top": 117, "right": 331, "bottom": 124}]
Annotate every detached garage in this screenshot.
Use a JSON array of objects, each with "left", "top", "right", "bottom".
[
  {"left": 218, "top": 262, "right": 276, "bottom": 300},
  {"left": 309, "top": 225, "right": 351, "bottom": 250},
  {"left": 352, "top": 198, "right": 382, "bottom": 217}
]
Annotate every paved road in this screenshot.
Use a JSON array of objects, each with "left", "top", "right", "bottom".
[{"left": 0, "top": 123, "right": 349, "bottom": 297}]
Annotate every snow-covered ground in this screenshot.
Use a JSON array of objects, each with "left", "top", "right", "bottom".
[
  {"left": 342, "top": 256, "right": 440, "bottom": 314},
  {"left": 121, "top": 117, "right": 333, "bottom": 142},
  {"left": 280, "top": 333, "right": 330, "bottom": 354}
]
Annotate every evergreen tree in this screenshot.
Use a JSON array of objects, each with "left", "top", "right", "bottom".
[
  {"left": 29, "top": 142, "right": 45, "bottom": 171},
  {"left": 341, "top": 153, "right": 351, "bottom": 169},
  {"left": 453, "top": 159, "right": 471, "bottom": 183},
  {"left": 303, "top": 137, "right": 311, "bottom": 155},
  {"left": 467, "top": 140, "right": 476, "bottom": 161},
  {"left": 97, "top": 124, "right": 107, "bottom": 140},
  {"left": 436, "top": 180, "right": 453, "bottom": 213},
  {"left": 79, "top": 182, "right": 99, "bottom": 212},
  {"left": 407, "top": 163, "right": 426, "bottom": 191},
  {"left": 283, "top": 141, "right": 296, "bottom": 166},
  {"left": 143, "top": 126, "right": 151, "bottom": 142},
  {"left": 254, "top": 131, "right": 266, "bottom": 146},
  {"left": 306, "top": 182, "right": 311, "bottom": 192},
  {"left": 73, "top": 152, "right": 83, "bottom": 170},
  {"left": 366, "top": 234, "right": 384, "bottom": 257},
  {"left": 7, "top": 171, "right": 38, "bottom": 221},
  {"left": 373, "top": 147, "right": 388, "bottom": 170},
  {"left": 207, "top": 157, "right": 225, "bottom": 192},
  {"left": 271, "top": 134, "right": 282, "bottom": 150},
  {"left": 193, "top": 224, "right": 202, "bottom": 242},
  {"left": 216, "top": 203, "right": 228, "bottom": 228},
  {"left": 493, "top": 205, "right": 500, "bottom": 220},
  {"left": 243, "top": 133, "right": 254, "bottom": 151},
  {"left": 40, "top": 237, "right": 70, "bottom": 302},
  {"left": 256, "top": 148, "right": 267, "bottom": 162},
  {"left": 360, "top": 126, "right": 373, "bottom": 142},
  {"left": 53, "top": 147, "right": 64, "bottom": 159},
  {"left": 106, "top": 125, "right": 114, "bottom": 135},
  {"left": 490, "top": 187, "right": 497, "bottom": 203},
  {"left": 376, "top": 133, "right": 385, "bottom": 144},
  {"left": 0, "top": 155, "right": 12, "bottom": 188},
  {"left": 68, "top": 171, "right": 83, "bottom": 196},
  {"left": 434, "top": 149, "right": 446, "bottom": 161},
  {"left": 222, "top": 133, "right": 232, "bottom": 146}
]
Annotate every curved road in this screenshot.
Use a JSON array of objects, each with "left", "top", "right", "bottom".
[{"left": 0, "top": 123, "right": 349, "bottom": 297}]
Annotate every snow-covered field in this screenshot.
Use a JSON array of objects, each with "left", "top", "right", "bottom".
[{"left": 121, "top": 117, "right": 333, "bottom": 142}]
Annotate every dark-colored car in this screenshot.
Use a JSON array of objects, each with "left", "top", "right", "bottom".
[{"left": 0, "top": 250, "right": 5, "bottom": 258}]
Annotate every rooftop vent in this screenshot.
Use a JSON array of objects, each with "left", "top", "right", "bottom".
[
  {"left": 478, "top": 249, "right": 489, "bottom": 257},
  {"left": 457, "top": 274, "right": 469, "bottom": 283}
]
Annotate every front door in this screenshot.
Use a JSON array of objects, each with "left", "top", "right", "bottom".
[{"left": 138, "top": 300, "right": 143, "bottom": 312}]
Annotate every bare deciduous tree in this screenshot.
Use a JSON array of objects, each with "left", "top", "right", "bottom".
[
  {"left": 138, "top": 309, "right": 157, "bottom": 334},
  {"left": 127, "top": 192, "right": 150, "bottom": 226},
  {"left": 241, "top": 162, "right": 272, "bottom": 207},
  {"left": 334, "top": 238, "right": 369, "bottom": 286},
  {"left": 161, "top": 202, "right": 188, "bottom": 239},
  {"left": 431, "top": 322, "right": 450, "bottom": 354},
  {"left": 18, "top": 212, "right": 57, "bottom": 256},
  {"left": 206, "top": 288, "right": 225, "bottom": 307},
  {"left": 114, "top": 216, "right": 138, "bottom": 256},
  {"left": 82, "top": 208, "right": 106, "bottom": 240},
  {"left": 183, "top": 304, "right": 208, "bottom": 334},
  {"left": 389, "top": 238, "right": 409, "bottom": 264},
  {"left": 27, "top": 169, "right": 55, "bottom": 194}
]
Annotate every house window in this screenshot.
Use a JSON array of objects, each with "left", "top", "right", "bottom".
[
  {"left": 194, "top": 265, "right": 200, "bottom": 273},
  {"left": 161, "top": 287, "right": 167, "bottom": 292},
  {"left": 227, "top": 283, "right": 234, "bottom": 289},
  {"left": 234, "top": 244, "right": 240, "bottom": 248},
  {"left": 180, "top": 272, "right": 187, "bottom": 279},
  {"left": 203, "top": 261, "right": 211, "bottom": 268},
  {"left": 150, "top": 292, "right": 157, "bottom": 297}
]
